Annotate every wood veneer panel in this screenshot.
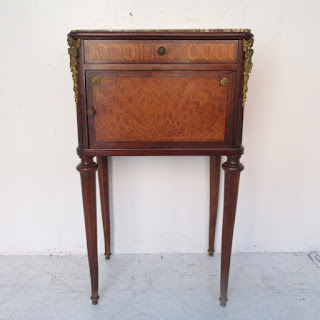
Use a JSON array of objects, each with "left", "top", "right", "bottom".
[
  {"left": 85, "top": 40, "right": 237, "bottom": 64},
  {"left": 88, "top": 71, "right": 233, "bottom": 143}
]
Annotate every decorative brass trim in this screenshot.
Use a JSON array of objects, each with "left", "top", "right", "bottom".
[
  {"left": 67, "top": 37, "right": 81, "bottom": 106},
  {"left": 220, "top": 78, "right": 228, "bottom": 86},
  {"left": 242, "top": 38, "right": 254, "bottom": 107},
  {"left": 92, "top": 76, "right": 101, "bottom": 85}
]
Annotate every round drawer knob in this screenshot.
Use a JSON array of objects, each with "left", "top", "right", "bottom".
[
  {"left": 87, "top": 107, "right": 96, "bottom": 116},
  {"left": 158, "top": 46, "right": 166, "bottom": 55}
]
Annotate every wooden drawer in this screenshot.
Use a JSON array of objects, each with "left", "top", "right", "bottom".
[
  {"left": 84, "top": 40, "right": 238, "bottom": 64},
  {"left": 86, "top": 70, "right": 235, "bottom": 149}
]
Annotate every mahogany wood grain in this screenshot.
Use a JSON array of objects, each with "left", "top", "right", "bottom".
[
  {"left": 85, "top": 40, "right": 237, "bottom": 64},
  {"left": 220, "top": 156, "right": 244, "bottom": 307},
  {"left": 77, "top": 147, "right": 244, "bottom": 157},
  {"left": 76, "top": 157, "right": 99, "bottom": 305},
  {"left": 77, "top": 39, "right": 89, "bottom": 149},
  {"left": 97, "top": 156, "right": 111, "bottom": 260},
  {"left": 232, "top": 39, "right": 246, "bottom": 147},
  {"left": 208, "top": 156, "right": 221, "bottom": 256}
]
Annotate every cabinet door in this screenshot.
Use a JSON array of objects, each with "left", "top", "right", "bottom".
[{"left": 86, "top": 70, "right": 236, "bottom": 149}]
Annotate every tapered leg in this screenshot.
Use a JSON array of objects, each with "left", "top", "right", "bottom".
[
  {"left": 220, "top": 156, "right": 244, "bottom": 307},
  {"left": 77, "top": 156, "right": 99, "bottom": 305},
  {"left": 208, "top": 156, "right": 221, "bottom": 256},
  {"left": 97, "top": 156, "right": 111, "bottom": 260}
]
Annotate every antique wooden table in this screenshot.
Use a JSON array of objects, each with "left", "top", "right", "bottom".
[{"left": 67, "top": 29, "right": 254, "bottom": 306}]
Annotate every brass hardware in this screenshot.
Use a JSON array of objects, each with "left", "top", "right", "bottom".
[
  {"left": 67, "top": 37, "right": 81, "bottom": 107},
  {"left": 92, "top": 77, "right": 101, "bottom": 85},
  {"left": 87, "top": 108, "right": 96, "bottom": 116},
  {"left": 220, "top": 78, "right": 228, "bottom": 86},
  {"left": 242, "top": 38, "right": 254, "bottom": 107},
  {"left": 158, "top": 46, "right": 166, "bottom": 55}
]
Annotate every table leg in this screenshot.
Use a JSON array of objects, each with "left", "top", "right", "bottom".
[
  {"left": 220, "top": 156, "right": 244, "bottom": 307},
  {"left": 77, "top": 156, "right": 99, "bottom": 305},
  {"left": 97, "top": 156, "right": 111, "bottom": 260},
  {"left": 208, "top": 156, "right": 221, "bottom": 256}
]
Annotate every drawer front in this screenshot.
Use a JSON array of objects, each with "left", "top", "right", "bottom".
[
  {"left": 86, "top": 71, "right": 235, "bottom": 149},
  {"left": 84, "top": 40, "right": 238, "bottom": 64}
]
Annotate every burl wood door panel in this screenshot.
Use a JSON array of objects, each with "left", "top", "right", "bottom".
[
  {"left": 86, "top": 71, "right": 235, "bottom": 149},
  {"left": 84, "top": 40, "right": 238, "bottom": 64}
]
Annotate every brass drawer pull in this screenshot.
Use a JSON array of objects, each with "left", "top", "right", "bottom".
[
  {"left": 158, "top": 46, "right": 166, "bottom": 55},
  {"left": 87, "top": 107, "right": 96, "bottom": 116},
  {"left": 220, "top": 78, "right": 228, "bottom": 86}
]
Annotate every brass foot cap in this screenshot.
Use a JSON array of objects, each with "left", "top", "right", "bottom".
[
  {"left": 91, "top": 295, "right": 99, "bottom": 305},
  {"left": 219, "top": 297, "right": 228, "bottom": 307},
  {"left": 208, "top": 249, "right": 215, "bottom": 257},
  {"left": 105, "top": 253, "right": 111, "bottom": 260}
]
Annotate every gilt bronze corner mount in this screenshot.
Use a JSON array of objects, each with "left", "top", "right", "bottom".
[
  {"left": 242, "top": 38, "right": 254, "bottom": 107},
  {"left": 67, "top": 37, "right": 81, "bottom": 106}
]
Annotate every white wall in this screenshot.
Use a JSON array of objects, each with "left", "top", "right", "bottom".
[{"left": 1, "top": 0, "right": 319, "bottom": 254}]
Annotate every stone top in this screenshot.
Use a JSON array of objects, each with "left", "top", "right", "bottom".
[
  {"left": 68, "top": 29, "right": 253, "bottom": 40},
  {"left": 70, "top": 28, "right": 251, "bottom": 33}
]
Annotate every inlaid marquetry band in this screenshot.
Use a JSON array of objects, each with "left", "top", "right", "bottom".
[
  {"left": 85, "top": 40, "right": 237, "bottom": 63},
  {"left": 242, "top": 38, "right": 254, "bottom": 107},
  {"left": 67, "top": 37, "right": 81, "bottom": 106}
]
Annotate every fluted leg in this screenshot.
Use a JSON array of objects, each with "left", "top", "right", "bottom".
[
  {"left": 208, "top": 156, "right": 221, "bottom": 256},
  {"left": 97, "top": 156, "right": 111, "bottom": 260},
  {"left": 77, "top": 156, "right": 99, "bottom": 305},
  {"left": 220, "top": 156, "right": 244, "bottom": 307}
]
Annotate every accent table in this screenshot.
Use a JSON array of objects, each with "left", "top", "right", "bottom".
[{"left": 67, "top": 29, "right": 254, "bottom": 306}]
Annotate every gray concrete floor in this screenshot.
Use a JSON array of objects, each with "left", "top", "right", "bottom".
[{"left": 0, "top": 253, "right": 319, "bottom": 320}]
